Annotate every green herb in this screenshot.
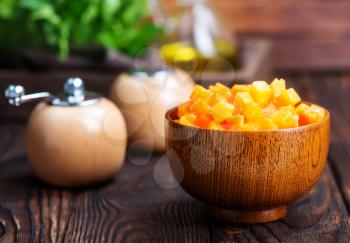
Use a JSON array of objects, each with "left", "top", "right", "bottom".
[{"left": 0, "top": 0, "right": 162, "bottom": 60}]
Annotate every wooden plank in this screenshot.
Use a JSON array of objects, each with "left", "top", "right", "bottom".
[
  {"left": 0, "top": 126, "right": 212, "bottom": 242},
  {"left": 210, "top": 166, "right": 350, "bottom": 242},
  {"left": 288, "top": 73, "right": 350, "bottom": 213},
  {"left": 0, "top": 125, "right": 349, "bottom": 241},
  {"left": 273, "top": 40, "right": 350, "bottom": 70}
]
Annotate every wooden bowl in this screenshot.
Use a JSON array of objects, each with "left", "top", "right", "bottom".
[{"left": 165, "top": 105, "right": 330, "bottom": 223}]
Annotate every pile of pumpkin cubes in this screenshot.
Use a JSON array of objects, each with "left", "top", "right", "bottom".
[{"left": 177, "top": 79, "right": 325, "bottom": 131}]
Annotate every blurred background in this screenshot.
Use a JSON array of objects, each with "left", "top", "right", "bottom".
[
  {"left": 0, "top": 0, "right": 349, "bottom": 121},
  {"left": 165, "top": 0, "right": 350, "bottom": 70}
]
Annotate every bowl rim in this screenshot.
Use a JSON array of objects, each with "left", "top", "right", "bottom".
[{"left": 165, "top": 101, "right": 330, "bottom": 133}]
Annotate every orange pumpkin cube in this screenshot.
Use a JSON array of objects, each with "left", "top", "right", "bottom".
[
  {"left": 178, "top": 102, "right": 191, "bottom": 117},
  {"left": 277, "top": 88, "right": 301, "bottom": 106},
  {"left": 191, "top": 98, "right": 210, "bottom": 115},
  {"left": 304, "top": 104, "right": 325, "bottom": 123},
  {"left": 194, "top": 114, "right": 212, "bottom": 128}
]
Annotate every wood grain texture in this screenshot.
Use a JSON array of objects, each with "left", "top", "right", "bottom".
[
  {"left": 0, "top": 73, "right": 350, "bottom": 241},
  {"left": 165, "top": 106, "right": 330, "bottom": 223}
]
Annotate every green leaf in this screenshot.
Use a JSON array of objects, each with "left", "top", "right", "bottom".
[
  {"left": 101, "top": 0, "right": 121, "bottom": 22},
  {"left": 0, "top": 0, "right": 162, "bottom": 59},
  {"left": 29, "top": 4, "right": 60, "bottom": 25},
  {"left": 0, "top": 0, "right": 17, "bottom": 19},
  {"left": 121, "top": 0, "right": 147, "bottom": 25}
]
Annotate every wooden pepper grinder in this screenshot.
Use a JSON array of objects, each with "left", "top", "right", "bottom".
[{"left": 5, "top": 78, "right": 127, "bottom": 187}]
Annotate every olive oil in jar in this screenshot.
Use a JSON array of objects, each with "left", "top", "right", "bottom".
[{"left": 159, "top": 0, "right": 239, "bottom": 73}]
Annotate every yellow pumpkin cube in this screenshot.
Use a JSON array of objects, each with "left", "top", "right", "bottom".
[
  {"left": 208, "top": 121, "right": 223, "bottom": 130},
  {"left": 262, "top": 103, "right": 277, "bottom": 117},
  {"left": 178, "top": 113, "right": 197, "bottom": 127},
  {"left": 296, "top": 103, "right": 309, "bottom": 115},
  {"left": 191, "top": 85, "right": 213, "bottom": 101},
  {"left": 279, "top": 105, "right": 297, "bottom": 114},
  {"left": 233, "top": 91, "right": 254, "bottom": 111},
  {"left": 241, "top": 122, "right": 258, "bottom": 131},
  {"left": 227, "top": 114, "right": 245, "bottom": 130},
  {"left": 249, "top": 81, "right": 272, "bottom": 107},
  {"left": 271, "top": 78, "right": 286, "bottom": 98},
  {"left": 277, "top": 88, "right": 301, "bottom": 106},
  {"left": 211, "top": 83, "right": 231, "bottom": 95},
  {"left": 231, "top": 84, "right": 251, "bottom": 95},
  {"left": 243, "top": 102, "right": 262, "bottom": 121},
  {"left": 210, "top": 100, "right": 235, "bottom": 123},
  {"left": 271, "top": 109, "right": 299, "bottom": 129},
  {"left": 257, "top": 117, "right": 278, "bottom": 130}
]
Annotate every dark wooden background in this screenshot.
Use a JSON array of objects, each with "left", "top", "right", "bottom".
[
  {"left": 1, "top": 73, "right": 350, "bottom": 242},
  {"left": 164, "top": 0, "right": 350, "bottom": 70},
  {"left": 1, "top": 0, "right": 350, "bottom": 241}
]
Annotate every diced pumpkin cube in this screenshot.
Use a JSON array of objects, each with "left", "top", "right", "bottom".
[
  {"left": 208, "top": 94, "right": 219, "bottom": 106},
  {"left": 257, "top": 117, "right": 278, "bottom": 130},
  {"left": 231, "top": 84, "right": 251, "bottom": 95},
  {"left": 277, "top": 88, "right": 301, "bottom": 106},
  {"left": 304, "top": 105, "right": 325, "bottom": 123},
  {"left": 178, "top": 102, "right": 191, "bottom": 117},
  {"left": 194, "top": 114, "right": 212, "bottom": 128},
  {"left": 191, "top": 98, "right": 210, "bottom": 115},
  {"left": 285, "top": 114, "right": 299, "bottom": 128},
  {"left": 249, "top": 81, "right": 272, "bottom": 107},
  {"left": 210, "top": 100, "right": 235, "bottom": 123},
  {"left": 271, "top": 109, "right": 299, "bottom": 129},
  {"left": 296, "top": 103, "right": 310, "bottom": 115},
  {"left": 270, "top": 78, "right": 286, "bottom": 98},
  {"left": 190, "top": 85, "right": 213, "bottom": 101},
  {"left": 230, "top": 115, "right": 245, "bottom": 130},
  {"left": 279, "top": 105, "right": 297, "bottom": 114},
  {"left": 242, "top": 102, "right": 262, "bottom": 121},
  {"left": 210, "top": 83, "right": 231, "bottom": 96},
  {"left": 208, "top": 121, "right": 223, "bottom": 130},
  {"left": 220, "top": 120, "right": 234, "bottom": 130},
  {"left": 178, "top": 113, "right": 197, "bottom": 127},
  {"left": 233, "top": 92, "right": 254, "bottom": 112},
  {"left": 262, "top": 103, "right": 277, "bottom": 117},
  {"left": 241, "top": 122, "right": 258, "bottom": 131},
  {"left": 208, "top": 93, "right": 230, "bottom": 107},
  {"left": 295, "top": 103, "right": 310, "bottom": 125}
]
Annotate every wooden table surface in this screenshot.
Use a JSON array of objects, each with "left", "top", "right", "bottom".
[{"left": 0, "top": 72, "right": 350, "bottom": 242}]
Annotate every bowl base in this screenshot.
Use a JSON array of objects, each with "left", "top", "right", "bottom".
[{"left": 208, "top": 205, "right": 287, "bottom": 224}]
